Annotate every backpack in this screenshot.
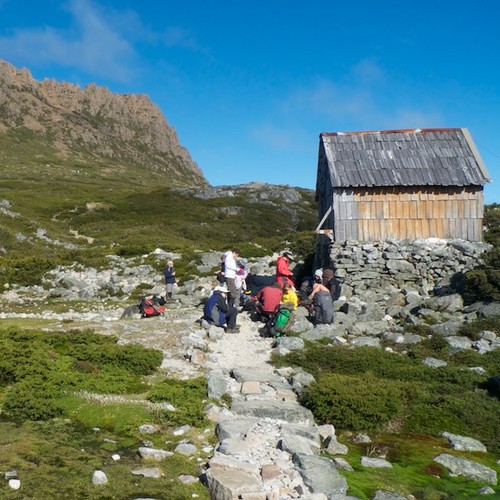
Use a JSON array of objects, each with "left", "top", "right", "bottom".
[
  {"left": 274, "top": 308, "right": 291, "bottom": 333},
  {"left": 329, "top": 276, "right": 342, "bottom": 302},
  {"left": 139, "top": 295, "right": 166, "bottom": 318},
  {"left": 268, "top": 301, "right": 295, "bottom": 337}
]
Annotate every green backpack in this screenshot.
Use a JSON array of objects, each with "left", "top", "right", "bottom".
[{"left": 273, "top": 308, "right": 292, "bottom": 335}]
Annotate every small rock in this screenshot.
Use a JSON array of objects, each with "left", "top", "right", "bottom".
[
  {"left": 92, "top": 470, "right": 108, "bottom": 485},
  {"left": 372, "top": 491, "right": 407, "bottom": 500},
  {"left": 8, "top": 479, "right": 21, "bottom": 490},
  {"left": 190, "top": 350, "right": 207, "bottom": 365},
  {"left": 469, "top": 366, "right": 486, "bottom": 375},
  {"left": 241, "top": 380, "right": 261, "bottom": 394},
  {"left": 325, "top": 436, "right": 349, "bottom": 455},
  {"left": 261, "top": 463, "right": 282, "bottom": 482},
  {"left": 175, "top": 442, "right": 198, "bottom": 456},
  {"left": 173, "top": 424, "right": 191, "bottom": 436},
  {"left": 138, "top": 446, "right": 174, "bottom": 461},
  {"left": 331, "top": 457, "right": 354, "bottom": 472},
  {"left": 478, "top": 486, "right": 496, "bottom": 495},
  {"left": 353, "top": 433, "right": 371, "bottom": 444},
  {"left": 179, "top": 474, "right": 198, "bottom": 485},
  {"left": 423, "top": 357, "right": 448, "bottom": 368},
  {"left": 434, "top": 453, "right": 497, "bottom": 485},
  {"left": 441, "top": 431, "right": 487, "bottom": 452},
  {"left": 361, "top": 457, "right": 393, "bottom": 468},
  {"left": 317, "top": 424, "right": 336, "bottom": 442},
  {"left": 138, "top": 424, "right": 158, "bottom": 435},
  {"left": 131, "top": 467, "right": 162, "bottom": 478}
]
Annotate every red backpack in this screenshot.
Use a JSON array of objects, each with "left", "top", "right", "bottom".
[{"left": 139, "top": 296, "right": 166, "bottom": 318}]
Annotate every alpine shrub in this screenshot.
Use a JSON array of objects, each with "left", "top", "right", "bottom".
[
  {"left": 300, "top": 373, "right": 403, "bottom": 431},
  {"left": 3, "top": 377, "right": 63, "bottom": 421},
  {"left": 147, "top": 377, "right": 208, "bottom": 427}
]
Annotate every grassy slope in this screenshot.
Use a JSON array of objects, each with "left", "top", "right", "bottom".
[{"left": 0, "top": 150, "right": 317, "bottom": 260}]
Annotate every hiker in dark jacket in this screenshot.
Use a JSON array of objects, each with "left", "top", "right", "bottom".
[
  {"left": 202, "top": 283, "right": 239, "bottom": 333},
  {"left": 163, "top": 260, "right": 176, "bottom": 301}
]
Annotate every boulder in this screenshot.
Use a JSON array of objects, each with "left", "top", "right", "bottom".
[
  {"left": 292, "top": 453, "right": 348, "bottom": 496},
  {"left": 434, "top": 453, "right": 497, "bottom": 485}
]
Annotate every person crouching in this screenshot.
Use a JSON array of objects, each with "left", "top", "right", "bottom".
[{"left": 202, "top": 283, "right": 240, "bottom": 333}]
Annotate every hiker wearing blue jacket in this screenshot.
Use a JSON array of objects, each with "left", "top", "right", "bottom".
[
  {"left": 163, "top": 260, "right": 176, "bottom": 302},
  {"left": 202, "top": 283, "right": 239, "bottom": 333}
]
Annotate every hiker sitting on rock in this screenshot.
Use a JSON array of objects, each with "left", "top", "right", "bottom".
[
  {"left": 202, "top": 283, "right": 239, "bottom": 333},
  {"left": 281, "top": 282, "right": 299, "bottom": 310},
  {"left": 308, "top": 270, "right": 334, "bottom": 325}
]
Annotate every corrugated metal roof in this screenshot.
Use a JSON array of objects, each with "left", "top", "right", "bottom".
[{"left": 319, "top": 128, "right": 491, "bottom": 188}]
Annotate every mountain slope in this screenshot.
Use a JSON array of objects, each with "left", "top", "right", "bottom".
[
  {"left": 0, "top": 59, "right": 206, "bottom": 188},
  {"left": 0, "top": 60, "right": 317, "bottom": 262}
]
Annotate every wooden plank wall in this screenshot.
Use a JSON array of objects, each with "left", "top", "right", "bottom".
[{"left": 332, "top": 187, "right": 484, "bottom": 242}]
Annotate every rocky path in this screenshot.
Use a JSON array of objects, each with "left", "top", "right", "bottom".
[
  {"left": 200, "top": 310, "right": 351, "bottom": 499},
  {"left": 207, "top": 311, "right": 275, "bottom": 372}
]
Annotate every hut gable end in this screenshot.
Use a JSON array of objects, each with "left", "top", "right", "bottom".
[{"left": 316, "top": 128, "right": 491, "bottom": 243}]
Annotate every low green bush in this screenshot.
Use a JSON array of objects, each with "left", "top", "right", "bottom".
[
  {"left": 458, "top": 315, "right": 500, "bottom": 340},
  {"left": 2, "top": 377, "right": 64, "bottom": 421},
  {"left": 147, "top": 377, "right": 208, "bottom": 427},
  {"left": 69, "top": 343, "right": 163, "bottom": 375},
  {"left": 0, "top": 327, "right": 164, "bottom": 422},
  {"left": 276, "top": 339, "right": 500, "bottom": 453},
  {"left": 275, "top": 345, "right": 431, "bottom": 383},
  {"left": 301, "top": 373, "right": 404, "bottom": 431},
  {"left": 462, "top": 205, "right": 500, "bottom": 303},
  {"left": 0, "top": 255, "right": 56, "bottom": 287},
  {"left": 464, "top": 267, "right": 500, "bottom": 303},
  {"left": 405, "top": 386, "right": 500, "bottom": 453}
]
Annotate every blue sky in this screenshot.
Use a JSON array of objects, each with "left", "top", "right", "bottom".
[{"left": 0, "top": 0, "right": 499, "bottom": 204}]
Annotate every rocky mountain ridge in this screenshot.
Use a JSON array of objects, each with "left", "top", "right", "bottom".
[{"left": 0, "top": 59, "right": 206, "bottom": 187}]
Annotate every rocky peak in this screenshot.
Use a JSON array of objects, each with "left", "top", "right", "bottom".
[{"left": 0, "top": 59, "right": 207, "bottom": 187}]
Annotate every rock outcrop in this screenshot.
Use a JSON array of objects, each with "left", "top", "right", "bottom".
[{"left": 0, "top": 59, "right": 206, "bottom": 187}]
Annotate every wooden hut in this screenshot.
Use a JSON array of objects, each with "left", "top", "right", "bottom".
[{"left": 315, "top": 128, "right": 491, "bottom": 242}]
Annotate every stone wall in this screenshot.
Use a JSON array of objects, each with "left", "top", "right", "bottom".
[{"left": 327, "top": 238, "right": 491, "bottom": 302}]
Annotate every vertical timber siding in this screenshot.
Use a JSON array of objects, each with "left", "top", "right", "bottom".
[{"left": 332, "top": 187, "right": 484, "bottom": 242}]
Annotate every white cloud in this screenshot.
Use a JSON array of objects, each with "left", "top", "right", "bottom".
[
  {"left": 351, "top": 59, "right": 385, "bottom": 84},
  {"left": 0, "top": 0, "right": 201, "bottom": 82},
  {"left": 0, "top": 0, "right": 137, "bottom": 81},
  {"left": 162, "top": 26, "right": 198, "bottom": 49}
]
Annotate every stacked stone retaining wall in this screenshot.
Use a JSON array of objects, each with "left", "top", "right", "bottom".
[{"left": 327, "top": 238, "right": 491, "bottom": 301}]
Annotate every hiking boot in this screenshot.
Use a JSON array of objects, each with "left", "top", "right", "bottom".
[{"left": 225, "top": 328, "right": 239, "bottom": 334}]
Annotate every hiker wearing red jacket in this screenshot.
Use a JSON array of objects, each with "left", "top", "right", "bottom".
[
  {"left": 275, "top": 251, "right": 295, "bottom": 287},
  {"left": 255, "top": 282, "right": 284, "bottom": 322}
]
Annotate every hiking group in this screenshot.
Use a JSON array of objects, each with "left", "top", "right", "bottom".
[
  {"left": 138, "top": 249, "right": 340, "bottom": 332},
  {"left": 201, "top": 249, "right": 340, "bottom": 336}
]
